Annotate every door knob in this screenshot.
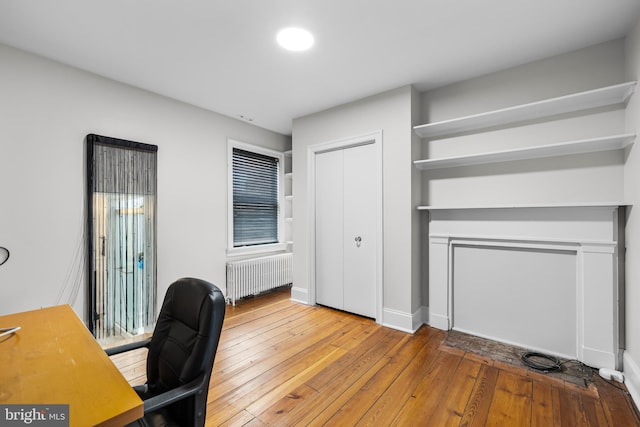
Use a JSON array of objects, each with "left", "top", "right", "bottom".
[{"left": 355, "top": 236, "right": 362, "bottom": 247}]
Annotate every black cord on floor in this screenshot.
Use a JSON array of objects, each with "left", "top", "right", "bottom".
[
  {"left": 520, "top": 351, "right": 563, "bottom": 372},
  {"left": 521, "top": 351, "right": 594, "bottom": 375}
]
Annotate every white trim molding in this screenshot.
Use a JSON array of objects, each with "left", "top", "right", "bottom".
[
  {"left": 624, "top": 351, "right": 640, "bottom": 409},
  {"left": 420, "top": 305, "right": 430, "bottom": 326},
  {"left": 290, "top": 286, "right": 309, "bottom": 305},
  {"left": 382, "top": 307, "right": 423, "bottom": 333}
]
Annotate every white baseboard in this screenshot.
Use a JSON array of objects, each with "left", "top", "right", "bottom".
[
  {"left": 624, "top": 351, "right": 640, "bottom": 411},
  {"left": 429, "top": 313, "right": 450, "bottom": 331},
  {"left": 382, "top": 307, "right": 422, "bottom": 333},
  {"left": 421, "top": 305, "right": 429, "bottom": 325},
  {"left": 290, "top": 286, "right": 309, "bottom": 305}
]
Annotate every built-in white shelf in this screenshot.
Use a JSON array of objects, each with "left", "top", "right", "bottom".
[
  {"left": 414, "top": 82, "right": 636, "bottom": 139},
  {"left": 414, "top": 133, "right": 635, "bottom": 170},
  {"left": 283, "top": 151, "right": 293, "bottom": 253},
  {"left": 418, "top": 201, "right": 630, "bottom": 211}
]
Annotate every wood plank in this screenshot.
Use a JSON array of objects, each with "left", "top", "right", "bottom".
[
  {"left": 254, "top": 318, "right": 389, "bottom": 425},
  {"left": 255, "top": 319, "right": 381, "bottom": 425},
  {"left": 552, "top": 386, "right": 582, "bottom": 426},
  {"left": 216, "top": 410, "right": 259, "bottom": 427},
  {"left": 580, "top": 390, "right": 611, "bottom": 427},
  {"left": 595, "top": 375, "right": 640, "bottom": 427},
  {"left": 210, "top": 313, "right": 352, "bottom": 401},
  {"left": 531, "top": 380, "right": 554, "bottom": 427},
  {"left": 305, "top": 325, "right": 392, "bottom": 392},
  {"left": 264, "top": 327, "right": 403, "bottom": 426},
  {"left": 318, "top": 335, "right": 414, "bottom": 425},
  {"left": 220, "top": 299, "right": 312, "bottom": 338},
  {"left": 329, "top": 316, "right": 381, "bottom": 351},
  {"left": 458, "top": 364, "right": 500, "bottom": 427},
  {"left": 213, "top": 306, "right": 337, "bottom": 378},
  {"left": 484, "top": 370, "right": 532, "bottom": 426},
  {"left": 206, "top": 314, "right": 365, "bottom": 424},
  {"left": 355, "top": 326, "right": 444, "bottom": 426},
  {"left": 425, "top": 358, "right": 482, "bottom": 426},
  {"left": 255, "top": 384, "right": 318, "bottom": 425},
  {"left": 312, "top": 332, "right": 412, "bottom": 426},
  {"left": 245, "top": 345, "right": 346, "bottom": 416},
  {"left": 109, "top": 288, "right": 640, "bottom": 427},
  {"left": 391, "top": 351, "right": 463, "bottom": 424}
]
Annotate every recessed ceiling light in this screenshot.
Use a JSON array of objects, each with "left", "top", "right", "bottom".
[{"left": 277, "top": 27, "right": 314, "bottom": 52}]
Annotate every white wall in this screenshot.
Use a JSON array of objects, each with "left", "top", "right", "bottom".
[
  {"left": 291, "top": 86, "right": 422, "bottom": 331},
  {"left": 624, "top": 18, "right": 640, "bottom": 407},
  {"left": 420, "top": 39, "right": 627, "bottom": 207},
  {"left": 0, "top": 44, "right": 289, "bottom": 321}
]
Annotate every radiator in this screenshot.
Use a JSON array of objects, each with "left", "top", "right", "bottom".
[{"left": 226, "top": 253, "right": 293, "bottom": 305}]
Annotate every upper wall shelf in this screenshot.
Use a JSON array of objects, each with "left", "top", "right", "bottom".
[
  {"left": 414, "top": 134, "right": 635, "bottom": 170},
  {"left": 414, "top": 82, "right": 636, "bottom": 139}
]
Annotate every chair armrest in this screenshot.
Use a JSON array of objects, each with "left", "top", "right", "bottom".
[
  {"left": 105, "top": 337, "right": 152, "bottom": 356},
  {"left": 142, "top": 375, "right": 205, "bottom": 414}
]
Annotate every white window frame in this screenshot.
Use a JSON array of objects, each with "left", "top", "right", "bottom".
[{"left": 227, "top": 139, "right": 286, "bottom": 256}]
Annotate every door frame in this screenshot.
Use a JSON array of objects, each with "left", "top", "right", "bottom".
[{"left": 307, "top": 130, "right": 383, "bottom": 323}]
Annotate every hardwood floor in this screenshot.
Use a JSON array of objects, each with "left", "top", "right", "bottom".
[{"left": 110, "top": 288, "right": 640, "bottom": 426}]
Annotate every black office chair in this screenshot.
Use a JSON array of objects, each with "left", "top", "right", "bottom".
[{"left": 106, "top": 278, "right": 226, "bottom": 427}]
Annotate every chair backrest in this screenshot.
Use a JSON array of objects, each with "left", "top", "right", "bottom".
[{"left": 146, "top": 277, "right": 225, "bottom": 424}]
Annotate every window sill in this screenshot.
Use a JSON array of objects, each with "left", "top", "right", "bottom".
[{"left": 226, "top": 243, "right": 288, "bottom": 257}]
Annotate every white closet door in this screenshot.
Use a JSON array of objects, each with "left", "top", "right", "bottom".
[
  {"left": 315, "top": 143, "right": 377, "bottom": 318},
  {"left": 315, "top": 149, "right": 344, "bottom": 309},
  {"left": 343, "top": 143, "right": 377, "bottom": 318}
]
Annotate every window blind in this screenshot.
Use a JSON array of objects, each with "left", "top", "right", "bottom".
[{"left": 232, "top": 148, "right": 280, "bottom": 247}]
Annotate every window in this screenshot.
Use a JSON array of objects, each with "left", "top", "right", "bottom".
[{"left": 228, "top": 140, "right": 285, "bottom": 255}]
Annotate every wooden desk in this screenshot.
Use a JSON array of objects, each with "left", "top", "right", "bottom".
[{"left": 0, "top": 305, "right": 143, "bottom": 426}]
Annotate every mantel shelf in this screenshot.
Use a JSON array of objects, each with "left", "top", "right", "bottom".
[
  {"left": 414, "top": 81, "right": 636, "bottom": 139},
  {"left": 418, "top": 201, "right": 631, "bottom": 211},
  {"left": 414, "top": 133, "right": 635, "bottom": 170}
]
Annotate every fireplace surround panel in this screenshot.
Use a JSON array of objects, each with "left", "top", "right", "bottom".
[{"left": 427, "top": 205, "right": 624, "bottom": 370}]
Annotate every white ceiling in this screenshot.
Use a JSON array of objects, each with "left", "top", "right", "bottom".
[{"left": 1, "top": 1, "right": 639, "bottom": 135}]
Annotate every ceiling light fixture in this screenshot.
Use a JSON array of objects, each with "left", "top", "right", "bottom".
[{"left": 277, "top": 27, "right": 314, "bottom": 52}]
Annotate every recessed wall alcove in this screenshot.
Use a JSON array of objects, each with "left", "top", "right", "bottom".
[{"left": 425, "top": 203, "right": 625, "bottom": 370}]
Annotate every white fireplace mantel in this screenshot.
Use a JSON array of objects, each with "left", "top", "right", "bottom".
[{"left": 426, "top": 204, "right": 626, "bottom": 370}]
